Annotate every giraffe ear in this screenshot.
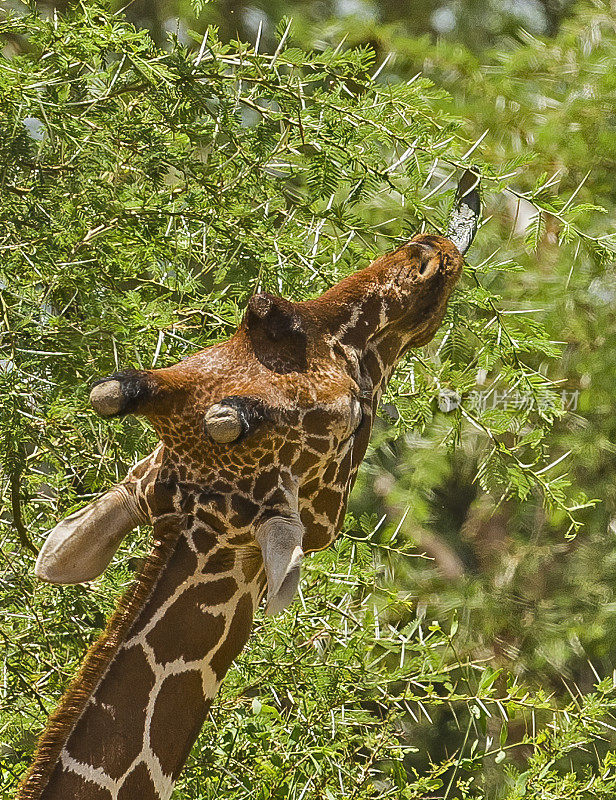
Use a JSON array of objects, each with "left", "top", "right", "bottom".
[
  {"left": 35, "top": 485, "right": 147, "bottom": 584},
  {"left": 255, "top": 516, "right": 304, "bottom": 616}
]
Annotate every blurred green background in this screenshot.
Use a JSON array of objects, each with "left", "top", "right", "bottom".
[{"left": 2, "top": 0, "right": 616, "bottom": 797}]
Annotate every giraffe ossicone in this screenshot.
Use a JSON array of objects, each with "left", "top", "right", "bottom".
[{"left": 22, "top": 176, "right": 480, "bottom": 800}]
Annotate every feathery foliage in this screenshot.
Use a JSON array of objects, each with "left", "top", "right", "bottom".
[{"left": 1, "top": 2, "right": 615, "bottom": 798}]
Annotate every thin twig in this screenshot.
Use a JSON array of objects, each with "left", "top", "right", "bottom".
[{"left": 10, "top": 471, "right": 38, "bottom": 556}]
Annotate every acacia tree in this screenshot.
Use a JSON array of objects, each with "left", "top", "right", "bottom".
[{"left": 0, "top": 3, "right": 614, "bottom": 798}]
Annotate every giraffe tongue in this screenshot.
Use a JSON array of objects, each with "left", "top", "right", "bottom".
[
  {"left": 255, "top": 516, "right": 304, "bottom": 616},
  {"left": 447, "top": 169, "right": 481, "bottom": 255}
]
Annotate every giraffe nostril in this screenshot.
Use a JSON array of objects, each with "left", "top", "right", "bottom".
[{"left": 418, "top": 256, "right": 440, "bottom": 278}]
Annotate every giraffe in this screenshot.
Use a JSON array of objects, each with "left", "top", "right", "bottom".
[{"left": 19, "top": 177, "right": 479, "bottom": 800}]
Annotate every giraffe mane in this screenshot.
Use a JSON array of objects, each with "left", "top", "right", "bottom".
[{"left": 17, "top": 511, "right": 183, "bottom": 800}]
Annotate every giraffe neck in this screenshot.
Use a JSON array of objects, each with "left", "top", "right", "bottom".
[{"left": 19, "top": 501, "right": 264, "bottom": 800}]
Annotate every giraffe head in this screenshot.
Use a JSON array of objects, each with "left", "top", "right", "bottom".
[{"left": 36, "top": 176, "right": 479, "bottom": 615}]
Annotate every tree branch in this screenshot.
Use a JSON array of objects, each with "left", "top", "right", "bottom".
[{"left": 10, "top": 471, "right": 38, "bottom": 556}]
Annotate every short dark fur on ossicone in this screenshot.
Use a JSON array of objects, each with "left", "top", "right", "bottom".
[{"left": 90, "top": 370, "right": 153, "bottom": 417}]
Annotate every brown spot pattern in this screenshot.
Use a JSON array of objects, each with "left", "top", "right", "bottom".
[
  {"left": 241, "top": 547, "right": 263, "bottom": 582},
  {"left": 44, "top": 765, "right": 112, "bottom": 799},
  {"left": 312, "top": 487, "right": 342, "bottom": 523},
  {"left": 302, "top": 408, "right": 328, "bottom": 435},
  {"left": 277, "top": 442, "right": 295, "bottom": 466},
  {"left": 130, "top": 537, "right": 198, "bottom": 637},
  {"left": 192, "top": 525, "right": 217, "bottom": 552},
  {"left": 253, "top": 467, "right": 278, "bottom": 500},
  {"left": 146, "top": 583, "right": 227, "bottom": 665},
  {"left": 117, "top": 762, "right": 157, "bottom": 799},
  {"left": 230, "top": 494, "right": 259, "bottom": 526},
  {"left": 150, "top": 671, "right": 210, "bottom": 778},
  {"left": 210, "top": 593, "right": 254, "bottom": 681},
  {"left": 202, "top": 546, "right": 236, "bottom": 574},
  {"left": 67, "top": 646, "right": 155, "bottom": 779},
  {"left": 293, "top": 450, "right": 320, "bottom": 474}
]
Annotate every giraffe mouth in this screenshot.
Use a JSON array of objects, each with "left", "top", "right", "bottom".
[{"left": 376, "top": 233, "right": 463, "bottom": 349}]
